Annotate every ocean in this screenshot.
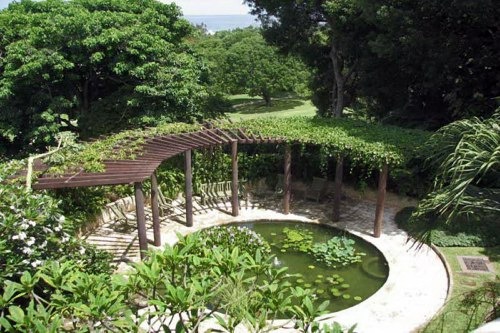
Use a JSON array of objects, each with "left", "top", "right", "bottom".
[{"left": 185, "top": 14, "right": 260, "bottom": 33}]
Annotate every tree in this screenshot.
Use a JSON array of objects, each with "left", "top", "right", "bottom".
[
  {"left": 246, "top": 0, "right": 500, "bottom": 126},
  {"left": 193, "top": 28, "right": 311, "bottom": 106},
  {"left": 356, "top": 0, "right": 500, "bottom": 127},
  {"left": 0, "top": 0, "right": 210, "bottom": 155},
  {"left": 245, "top": 0, "right": 368, "bottom": 117},
  {"left": 223, "top": 29, "right": 310, "bottom": 105}
]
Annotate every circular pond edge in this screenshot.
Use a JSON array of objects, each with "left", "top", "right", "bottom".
[{"left": 155, "top": 206, "right": 449, "bottom": 332}]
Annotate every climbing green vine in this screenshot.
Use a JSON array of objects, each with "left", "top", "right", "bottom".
[
  {"left": 221, "top": 117, "right": 430, "bottom": 170},
  {"left": 30, "top": 116, "right": 428, "bottom": 176}
]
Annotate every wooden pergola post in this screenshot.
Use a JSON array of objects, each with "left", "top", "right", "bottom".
[
  {"left": 231, "top": 140, "right": 239, "bottom": 217},
  {"left": 185, "top": 149, "right": 193, "bottom": 227},
  {"left": 374, "top": 164, "right": 389, "bottom": 237},
  {"left": 283, "top": 145, "right": 292, "bottom": 214},
  {"left": 150, "top": 172, "right": 161, "bottom": 246},
  {"left": 134, "top": 182, "right": 148, "bottom": 259},
  {"left": 332, "top": 156, "right": 344, "bottom": 222}
]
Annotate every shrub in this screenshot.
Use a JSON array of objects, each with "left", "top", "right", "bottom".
[
  {"left": 193, "top": 225, "right": 271, "bottom": 257},
  {"left": 396, "top": 207, "right": 500, "bottom": 247},
  {"left": 0, "top": 162, "right": 114, "bottom": 285}
]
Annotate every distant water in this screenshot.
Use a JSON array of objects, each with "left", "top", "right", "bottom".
[{"left": 185, "top": 14, "right": 260, "bottom": 33}]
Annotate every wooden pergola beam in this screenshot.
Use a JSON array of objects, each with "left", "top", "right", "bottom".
[
  {"left": 151, "top": 172, "right": 161, "bottom": 246},
  {"left": 231, "top": 141, "right": 239, "bottom": 217},
  {"left": 185, "top": 150, "right": 193, "bottom": 227},
  {"left": 283, "top": 145, "right": 291, "bottom": 214},
  {"left": 134, "top": 182, "right": 148, "bottom": 259},
  {"left": 374, "top": 164, "right": 389, "bottom": 237},
  {"left": 332, "top": 156, "right": 344, "bottom": 222}
]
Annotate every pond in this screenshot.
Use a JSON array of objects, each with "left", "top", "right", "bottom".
[{"left": 226, "top": 220, "right": 389, "bottom": 313}]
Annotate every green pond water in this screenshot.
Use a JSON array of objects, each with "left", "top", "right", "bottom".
[{"left": 228, "top": 221, "right": 389, "bottom": 313}]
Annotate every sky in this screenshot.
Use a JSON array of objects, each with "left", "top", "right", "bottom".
[
  {"left": 0, "top": 0, "right": 10, "bottom": 10},
  {"left": 0, "top": 1, "right": 252, "bottom": 15},
  {"left": 165, "top": 0, "right": 251, "bottom": 16}
]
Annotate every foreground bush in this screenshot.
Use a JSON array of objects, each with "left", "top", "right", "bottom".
[
  {"left": 0, "top": 163, "right": 114, "bottom": 286},
  {"left": 0, "top": 231, "right": 346, "bottom": 332}
]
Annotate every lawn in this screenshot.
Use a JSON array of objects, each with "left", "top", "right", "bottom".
[
  {"left": 423, "top": 246, "right": 499, "bottom": 333},
  {"left": 226, "top": 94, "right": 316, "bottom": 120}
]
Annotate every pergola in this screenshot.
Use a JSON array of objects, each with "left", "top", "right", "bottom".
[{"left": 29, "top": 127, "right": 388, "bottom": 259}]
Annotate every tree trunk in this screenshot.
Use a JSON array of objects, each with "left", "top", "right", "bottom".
[
  {"left": 82, "top": 78, "right": 90, "bottom": 115},
  {"left": 330, "top": 42, "right": 344, "bottom": 118},
  {"left": 262, "top": 91, "right": 272, "bottom": 106}
]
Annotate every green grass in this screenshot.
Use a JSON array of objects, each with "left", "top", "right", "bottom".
[
  {"left": 423, "top": 246, "right": 499, "bottom": 332},
  {"left": 226, "top": 94, "right": 316, "bottom": 121}
]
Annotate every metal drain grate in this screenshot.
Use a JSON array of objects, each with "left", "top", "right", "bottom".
[{"left": 457, "top": 256, "right": 494, "bottom": 273}]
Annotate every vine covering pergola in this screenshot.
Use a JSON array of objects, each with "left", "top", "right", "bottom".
[{"left": 24, "top": 117, "right": 429, "bottom": 259}]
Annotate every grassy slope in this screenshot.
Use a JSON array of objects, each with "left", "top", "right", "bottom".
[
  {"left": 423, "top": 246, "right": 499, "bottom": 332},
  {"left": 226, "top": 94, "right": 316, "bottom": 120}
]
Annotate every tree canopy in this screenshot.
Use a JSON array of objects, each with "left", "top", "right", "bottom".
[
  {"left": 245, "top": 0, "right": 500, "bottom": 127},
  {"left": 192, "top": 28, "right": 311, "bottom": 106},
  {"left": 0, "top": 0, "right": 212, "bottom": 155}
]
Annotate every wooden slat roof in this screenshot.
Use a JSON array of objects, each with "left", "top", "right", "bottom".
[{"left": 31, "top": 128, "right": 284, "bottom": 190}]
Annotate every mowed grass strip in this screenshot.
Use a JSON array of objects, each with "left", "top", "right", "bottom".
[
  {"left": 226, "top": 94, "right": 316, "bottom": 120},
  {"left": 423, "top": 246, "right": 499, "bottom": 332}
]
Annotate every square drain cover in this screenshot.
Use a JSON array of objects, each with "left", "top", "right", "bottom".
[{"left": 457, "top": 256, "right": 494, "bottom": 273}]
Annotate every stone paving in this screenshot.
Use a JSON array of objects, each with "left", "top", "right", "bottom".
[{"left": 84, "top": 189, "right": 449, "bottom": 333}]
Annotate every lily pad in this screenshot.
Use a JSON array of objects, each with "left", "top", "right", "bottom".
[
  {"left": 280, "top": 249, "right": 287, "bottom": 253},
  {"left": 304, "top": 283, "right": 312, "bottom": 288},
  {"left": 354, "top": 296, "right": 362, "bottom": 301},
  {"left": 317, "top": 274, "right": 324, "bottom": 279},
  {"left": 296, "top": 279, "right": 304, "bottom": 284},
  {"left": 270, "top": 232, "right": 277, "bottom": 236},
  {"left": 317, "top": 289, "right": 325, "bottom": 294},
  {"left": 342, "top": 294, "right": 351, "bottom": 300},
  {"left": 331, "top": 290, "right": 341, "bottom": 297},
  {"left": 314, "top": 279, "right": 322, "bottom": 284},
  {"left": 340, "top": 284, "right": 350, "bottom": 289},
  {"left": 308, "top": 265, "right": 315, "bottom": 269}
]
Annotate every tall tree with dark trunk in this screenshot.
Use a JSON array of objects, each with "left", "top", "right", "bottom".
[{"left": 245, "top": 0, "right": 368, "bottom": 118}]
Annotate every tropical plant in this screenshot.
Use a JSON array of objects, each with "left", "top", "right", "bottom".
[
  {"left": 127, "top": 232, "right": 328, "bottom": 332},
  {"left": 0, "top": 226, "right": 347, "bottom": 332},
  {"left": 0, "top": 262, "right": 133, "bottom": 332},
  {"left": 413, "top": 111, "right": 500, "bottom": 223}
]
